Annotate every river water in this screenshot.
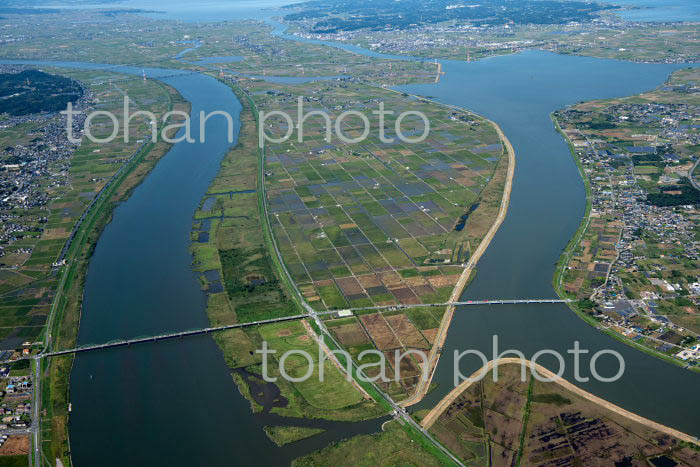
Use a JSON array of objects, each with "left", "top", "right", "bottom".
[
  {"left": 5, "top": 2, "right": 700, "bottom": 465},
  {"left": 264, "top": 27, "right": 700, "bottom": 436},
  {"left": 611, "top": 0, "right": 700, "bottom": 22},
  {"left": 392, "top": 54, "right": 700, "bottom": 436},
  {"left": 0, "top": 59, "right": 386, "bottom": 465}
]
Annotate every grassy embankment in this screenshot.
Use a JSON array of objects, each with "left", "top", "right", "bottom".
[{"left": 514, "top": 377, "right": 534, "bottom": 466}]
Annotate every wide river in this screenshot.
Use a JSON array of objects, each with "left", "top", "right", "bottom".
[
  {"left": 268, "top": 26, "right": 700, "bottom": 436},
  {"left": 0, "top": 59, "right": 385, "bottom": 465},
  {"left": 5, "top": 4, "right": 700, "bottom": 465}
]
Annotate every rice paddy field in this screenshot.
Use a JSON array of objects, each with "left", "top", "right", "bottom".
[
  {"left": 324, "top": 308, "right": 445, "bottom": 400},
  {"left": 190, "top": 83, "right": 383, "bottom": 420},
  {"left": 0, "top": 12, "right": 434, "bottom": 85},
  {"left": 0, "top": 68, "right": 185, "bottom": 346},
  {"left": 192, "top": 67, "right": 509, "bottom": 404},
  {"left": 247, "top": 78, "right": 507, "bottom": 313}
]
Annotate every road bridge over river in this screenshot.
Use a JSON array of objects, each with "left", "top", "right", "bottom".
[{"left": 7, "top": 299, "right": 572, "bottom": 363}]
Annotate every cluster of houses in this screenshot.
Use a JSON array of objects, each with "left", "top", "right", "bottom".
[
  {"left": 557, "top": 98, "right": 700, "bottom": 364},
  {"left": 3, "top": 376, "right": 32, "bottom": 396},
  {"left": 0, "top": 67, "right": 92, "bottom": 261},
  {"left": 0, "top": 375, "right": 33, "bottom": 431},
  {"left": 284, "top": 11, "right": 699, "bottom": 64},
  {"left": 292, "top": 19, "right": 546, "bottom": 58}
]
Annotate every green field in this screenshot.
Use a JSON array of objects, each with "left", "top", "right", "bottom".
[
  {"left": 293, "top": 421, "right": 445, "bottom": 466},
  {"left": 264, "top": 426, "right": 325, "bottom": 447}
]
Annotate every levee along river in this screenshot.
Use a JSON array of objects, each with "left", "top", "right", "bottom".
[
  {"left": 3, "top": 42, "right": 698, "bottom": 466},
  {"left": 396, "top": 51, "right": 700, "bottom": 437},
  {"left": 264, "top": 28, "right": 700, "bottom": 437},
  {"left": 0, "top": 59, "right": 386, "bottom": 466}
]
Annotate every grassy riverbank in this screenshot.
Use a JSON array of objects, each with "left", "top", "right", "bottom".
[
  {"left": 38, "top": 77, "right": 189, "bottom": 466},
  {"left": 189, "top": 77, "right": 382, "bottom": 422},
  {"left": 292, "top": 420, "right": 450, "bottom": 466}
]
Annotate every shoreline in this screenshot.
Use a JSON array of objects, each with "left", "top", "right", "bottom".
[{"left": 420, "top": 358, "right": 700, "bottom": 445}]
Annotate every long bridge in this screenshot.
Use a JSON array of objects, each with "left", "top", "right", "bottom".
[
  {"left": 345, "top": 298, "right": 571, "bottom": 312},
  {"left": 6, "top": 298, "right": 572, "bottom": 363},
  {"left": 42, "top": 313, "right": 307, "bottom": 358}
]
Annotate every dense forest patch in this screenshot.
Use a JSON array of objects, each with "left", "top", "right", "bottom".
[{"left": 0, "top": 70, "right": 83, "bottom": 116}]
